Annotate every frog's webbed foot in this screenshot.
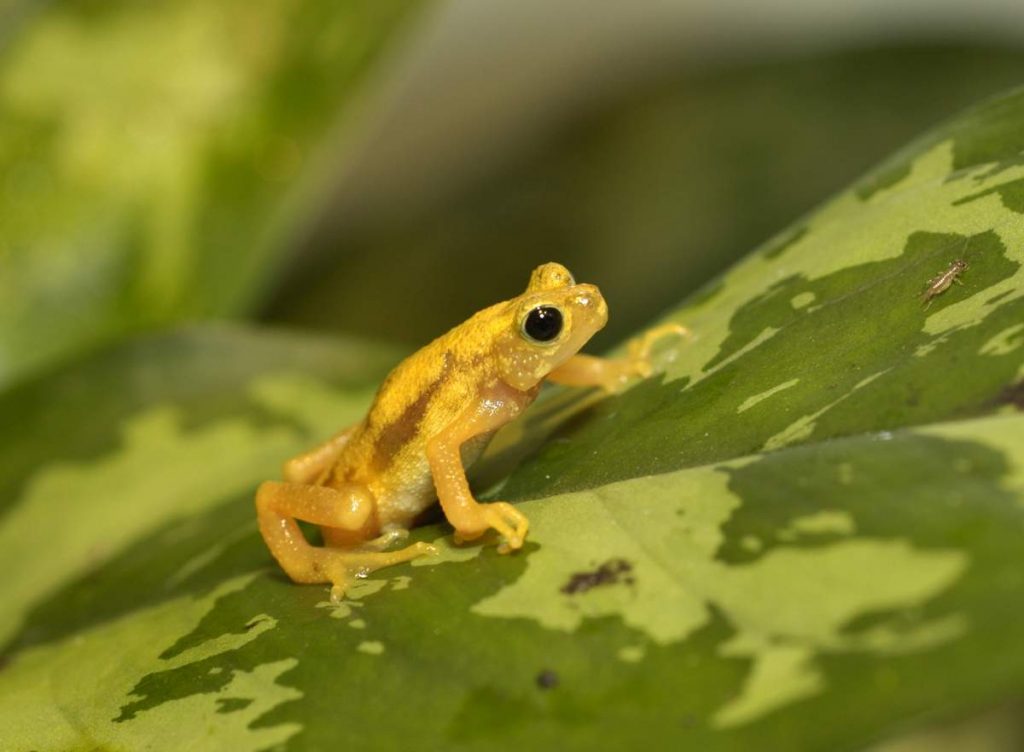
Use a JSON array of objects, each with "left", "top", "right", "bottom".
[
  {"left": 321, "top": 543, "right": 438, "bottom": 602},
  {"left": 589, "top": 322, "right": 689, "bottom": 393},
  {"left": 453, "top": 501, "right": 529, "bottom": 554},
  {"left": 255, "top": 481, "right": 437, "bottom": 601},
  {"left": 427, "top": 391, "right": 533, "bottom": 558},
  {"left": 545, "top": 322, "right": 690, "bottom": 393}
]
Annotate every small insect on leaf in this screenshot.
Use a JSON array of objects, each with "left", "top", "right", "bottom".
[{"left": 921, "top": 258, "right": 969, "bottom": 309}]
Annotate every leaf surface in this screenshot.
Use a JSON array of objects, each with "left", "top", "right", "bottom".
[{"left": 2, "top": 88, "right": 1024, "bottom": 751}]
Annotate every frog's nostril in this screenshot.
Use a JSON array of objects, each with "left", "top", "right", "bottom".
[
  {"left": 574, "top": 286, "right": 603, "bottom": 308},
  {"left": 571, "top": 285, "right": 607, "bottom": 326}
]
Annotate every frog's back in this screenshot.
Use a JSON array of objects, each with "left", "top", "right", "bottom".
[{"left": 327, "top": 303, "right": 507, "bottom": 498}]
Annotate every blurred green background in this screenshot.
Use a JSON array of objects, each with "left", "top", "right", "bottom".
[{"left": 2, "top": 0, "right": 1023, "bottom": 375}]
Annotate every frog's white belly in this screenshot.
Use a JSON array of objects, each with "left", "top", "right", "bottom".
[
  {"left": 374, "top": 456, "right": 436, "bottom": 529},
  {"left": 373, "top": 431, "right": 496, "bottom": 530}
]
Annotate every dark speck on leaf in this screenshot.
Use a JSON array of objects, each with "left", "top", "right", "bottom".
[
  {"left": 561, "top": 558, "right": 634, "bottom": 595},
  {"left": 536, "top": 669, "right": 559, "bottom": 690},
  {"left": 244, "top": 616, "right": 268, "bottom": 631}
]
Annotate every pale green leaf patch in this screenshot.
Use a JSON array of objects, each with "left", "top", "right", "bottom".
[
  {"left": 0, "top": 574, "right": 301, "bottom": 752},
  {"left": 713, "top": 643, "right": 822, "bottom": 728},
  {"left": 978, "top": 323, "right": 1024, "bottom": 357},
  {"left": 472, "top": 452, "right": 968, "bottom": 727},
  {"left": 737, "top": 378, "right": 800, "bottom": 413},
  {"left": 0, "top": 407, "right": 292, "bottom": 646},
  {"left": 913, "top": 413, "right": 1024, "bottom": 507},
  {"left": 776, "top": 510, "right": 856, "bottom": 539},
  {"left": 790, "top": 292, "right": 816, "bottom": 309},
  {"left": 357, "top": 640, "right": 386, "bottom": 655},
  {"left": 617, "top": 644, "right": 646, "bottom": 663}
]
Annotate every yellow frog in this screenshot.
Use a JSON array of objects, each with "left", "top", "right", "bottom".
[{"left": 256, "top": 262, "right": 685, "bottom": 600}]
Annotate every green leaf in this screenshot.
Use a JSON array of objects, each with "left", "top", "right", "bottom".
[
  {"left": 2, "top": 87, "right": 1024, "bottom": 750},
  {"left": 0, "top": 0, "right": 423, "bottom": 387}
]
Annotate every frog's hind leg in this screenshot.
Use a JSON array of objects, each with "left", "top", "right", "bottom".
[
  {"left": 255, "top": 481, "right": 436, "bottom": 601},
  {"left": 282, "top": 426, "right": 356, "bottom": 484}
]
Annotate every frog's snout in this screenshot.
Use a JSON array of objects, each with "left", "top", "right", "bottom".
[{"left": 570, "top": 284, "right": 608, "bottom": 329}]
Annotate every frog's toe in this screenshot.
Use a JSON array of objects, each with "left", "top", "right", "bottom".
[
  {"left": 411, "top": 541, "right": 440, "bottom": 558},
  {"left": 329, "top": 582, "right": 348, "bottom": 603},
  {"left": 647, "top": 322, "right": 690, "bottom": 346},
  {"left": 630, "top": 358, "right": 654, "bottom": 378},
  {"left": 635, "top": 323, "right": 690, "bottom": 359},
  {"left": 484, "top": 502, "right": 529, "bottom": 553},
  {"left": 325, "top": 566, "right": 354, "bottom": 603},
  {"left": 613, "top": 322, "right": 691, "bottom": 388}
]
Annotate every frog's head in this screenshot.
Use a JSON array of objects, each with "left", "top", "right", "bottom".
[{"left": 496, "top": 262, "right": 609, "bottom": 391}]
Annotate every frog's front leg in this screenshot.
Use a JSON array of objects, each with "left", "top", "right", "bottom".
[
  {"left": 547, "top": 322, "right": 689, "bottom": 393},
  {"left": 255, "top": 481, "right": 435, "bottom": 601},
  {"left": 426, "top": 384, "right": 531, "bottom": 553}
]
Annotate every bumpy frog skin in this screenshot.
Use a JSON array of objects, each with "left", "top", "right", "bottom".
[{"left": 256, "top": 262, "right": 685, "bottom": 600}]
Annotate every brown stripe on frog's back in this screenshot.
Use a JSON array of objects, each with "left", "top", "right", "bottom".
[{"left": 368, "top": 352, "right": 453, "bottom": 473}]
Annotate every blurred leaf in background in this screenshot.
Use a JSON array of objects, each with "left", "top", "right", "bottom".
[{"left": 0, "top": 0, "right": 423, "bottom": 387}]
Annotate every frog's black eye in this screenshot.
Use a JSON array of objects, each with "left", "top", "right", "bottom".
[{"left": 522, "top": 306, "right": 563, "bottom": 343}]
